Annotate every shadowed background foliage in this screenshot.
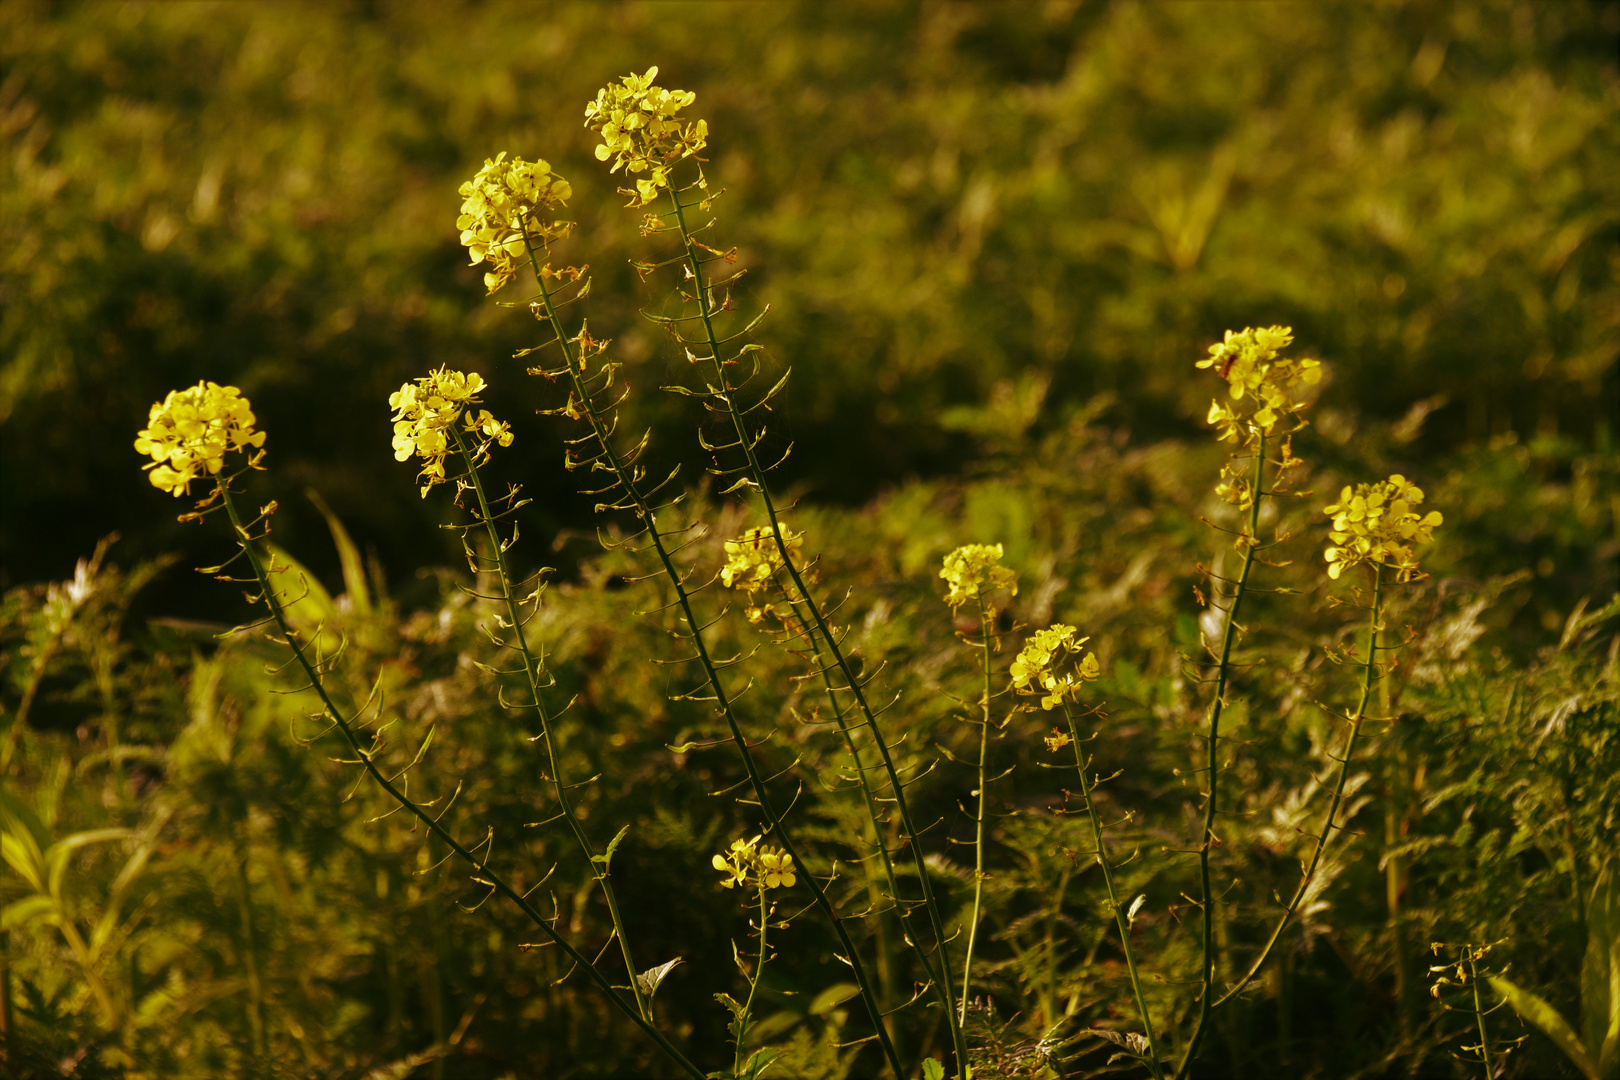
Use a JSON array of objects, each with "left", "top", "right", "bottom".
[
  {"left": 2, "top": 2, "right": 1618, "bottom": 1079},
  {"left": 4, "top": 0, "right": 1615, "bottom": 603}
]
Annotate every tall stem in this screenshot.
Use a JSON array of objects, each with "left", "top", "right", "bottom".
[
  {"left": 959, "top": 595, "right": 996, "bottom": 1024},
  {"left": 523, "top": 241, "right": 903, "bottom": 1078},
  {"left": 216, "top": 484, "right": 705, "bottom": 1080},
  {"left": 449, "top": 423, "right": 648, "bottom": 1021},
  {"left": 736, "top": 888, "right": 770, "bottom": 1078},
  {"left": 1466, "top": 950, "right": 1494, "bottom": 1080},
  {"left": 1060, "top": 702, "right": 1165, "bottom": 1080},
  {"left": 1177, "top": 432, "right": 1266, "bottom": 1075},
  {"left": 667, "top": 187, "right": 968, "bottom": 1073}
]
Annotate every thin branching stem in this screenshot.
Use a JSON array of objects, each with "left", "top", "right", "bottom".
[
  {"left": 959, "top": 594, "right": 996, "bottom": 1024},
  {"left": 1058, "top": 702, "right": 1165, "bottom": 1080},
  {"left": 735, "top": 886, "right": 770, "bottom": 1078},
  {"left": 450, "top": 424, "right": 649, "bottom": 1021},
  {"left": 1465, "top": 949, "right": 1494, "bottom": 1080},
  {"left": 666, "top": 187, "right": 970, "bottom": 1074},
  {"left": 215, "top": 483, "right": 704, "bottom": 1080},
  {"left": 1202, "top": 562, "right": 1385, "bottom": 1019},
  {"left": 1176, "top": 431, "right": 1267, "bottom": 1075},
  {"left": 521, "top": 235, "right": 904, "bottom": 1079}
]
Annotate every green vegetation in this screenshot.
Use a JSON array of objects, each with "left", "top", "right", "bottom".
[{"left": 2, "top": 3, "right": 1616, "bottom": 1078}]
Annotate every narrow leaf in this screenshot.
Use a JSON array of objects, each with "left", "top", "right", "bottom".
[{"left": 1490, "top": 976, "right": 1598, "bottom": 1080}]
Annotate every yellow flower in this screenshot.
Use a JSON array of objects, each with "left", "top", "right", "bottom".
[
  {"left": 457, "top": 152, "right": 573, "bottom": 294},
  {"left": 1010, "top": 624, "right": 1101, "bottom": 710},
  {"left": 720, "top": 524, "right": 802, "bottom": 591},
  {"left": 939, "top": 544, "right": 1018, "bottom": 610},
  {"left": 1196, "top": 326, "right": 1321, "bottom": 443},
  {"left": 388, "top": 367, "right": 513, "bottom": 497},
  {"left": 712, "top": 835, "right": 796, "bottom": 891},
  {"left": 1044, "top": 728, "right": 1073, "bottom": 753},
  {"left": 1323, "top": 474, "right": 1443, "bottom": 582},
  {"left": 134, "top": 381, "right": 266, "bottom": 497},
  {"left": 584, "top": 66, "right": 709, "bottom": 205}
]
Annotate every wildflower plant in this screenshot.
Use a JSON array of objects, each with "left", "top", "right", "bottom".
[
  {"left": 1428, "top": 942, "right": 1524, "bottom": 1078},
  {"left": 118, "top": 62, "right": 1493, "bottom": 1080}
]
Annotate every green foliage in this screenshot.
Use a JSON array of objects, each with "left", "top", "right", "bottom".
[{"left": 3, "top": 4, "right": 1618, "bottom": 1078}]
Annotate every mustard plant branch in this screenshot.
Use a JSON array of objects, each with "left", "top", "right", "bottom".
[
  {"left": 736, "top": 886, "right": 770, "bottom": 1078},
  {"left": 1209, "top": 564, "right": 1385, "bottom": 1012},
  {"left": 666, "top": 185, "right": 970, "bottom": 1074},
  {"left": 1059, "top": 700, "right": 1166, "bottom": 1080},
  {"left": 1177, "top": 429, "right": 1267, "bottom": 1072},
  {"left": 522, "top": 243, "right": 905, "bottom": 1079},
  {"left": 448, "top": 421, "right": 650, "bottom": 1023},
  {"left": 213, "top": 481, "right": 704, "bottom": 1080},
  {"left": 958, "top": 592, "right": 997, "bottom": 1025}
]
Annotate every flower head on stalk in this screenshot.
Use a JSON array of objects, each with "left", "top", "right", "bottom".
[
  {"left": 389, "top": 367, "right": 512, "bottom": 497},
  {"left": 135, "top": 381, "right": 266, "bottom": 497},
  {"left": 1198, "top": 326, "right": 1321, "bottom": 445},
  {"left": 712, "top": 835, "right": 797, "bottom": 892},
  {"left": 585, "top": 66, "right": 708, "bottom": 205},
  {"left": 719, "top": 524, "right": 803, "bottom": 623},
  {"left": 939, "top": 544, "right": 1019, "bottom": 612},
  {"left": 1011, "top": 624, "right": 1101, "bottom": 712},
  {"left": 1324, "top": 474, "right": 1442, "bottom": 582},
  {"left": 457, "top": 153, "right": 574, "bottom": 294}
]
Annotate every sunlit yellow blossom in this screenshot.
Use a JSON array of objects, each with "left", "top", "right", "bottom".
[
  {"left": 711, "top": 835, "right": 796, "bottom": 891},
  {"left": 584, "top": 66, "right": 709, "bottom": 205},
  {"left": 134, "top": 381, "right": 266, "bottom": 497},
  {"left": 1011, "top": 624, "right": 1101, "bottom": 710},
  {"left": 1323, "top": 474, "right": 1443, "bottom": 582},
  {"left": 388, "top": 367, "right": 513, "bottom": 497},
  {"left": 939, "top": 543, "right": 1018, "bottom": 610},
  {"left": 1044, "top": 728, "right": 1073, "bottom": 753},
  {"left": 1197, "top": 326, "right": 1321, "bottom": 444},
  {"left": 457, "top": 152, "right": 573, "bottom": 294}
]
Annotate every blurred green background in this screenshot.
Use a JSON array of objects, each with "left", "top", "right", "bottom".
[
  {"left": 4, "top": 0, "right": 1614, "bottom": 605},
  {"left": 3, "top": 3, "right": 1620, "bottom": 1079}
]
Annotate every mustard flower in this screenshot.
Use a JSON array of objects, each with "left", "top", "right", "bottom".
[
  {"left": 584, "top": 66, "right": 709, "bottom": 205},
  {"left": 1011, "top": 624, "right": 1101, "bottom": 711},
  {"left": 134, "top": 381, "right": 267, "bottom": 497},
  {"left": 711, "top": 835, "right": 796, "bottom": 891},
  {"left": 1324, "top": 474, "right": 1443, "bottom": 582},
  {"left": 939, "top": 543, "right": 1019, "bottom": 611},
  {"left": 457, "top": 152, "right": 573, "bottom": 294},
  {"left": 1197, "top": 326, "right": 1321, "bottom": 443},
  {"left": 388, "top": 367, "right": 513, "bottom": 497},
  {"left": 719, "top": 524, "right": 805, "bottom": 623}
]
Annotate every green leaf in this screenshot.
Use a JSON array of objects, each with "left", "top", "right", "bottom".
[
  {"left": 1581, "top": 863, "right": 1619, "bottom": 1079},
  {"left": 808, "top": 982, "right": 860, "bottom": 1016},
  {"left": 635, "top": 957, "right": 684, "bottom": 1000},
  {"left": 922, "top": 1058, "right": 945, "bottom": 1080},
  {"left": 740, "top": 1048, "right": 778, "bottom": 1080},
  {"left": 307, "top": 487, "right": 371, "bottom": 616},
  {"left": 1, "top": 894, "right": 58, "bottom": 930},
  {"left": 592, "top": 825, "right": 631, "bottom": 872},
  {"left": 1490, "top": 976, "right": 1598, "bottom": 1080}
]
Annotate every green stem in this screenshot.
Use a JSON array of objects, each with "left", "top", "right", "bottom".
[
  {"left": 522, "top": 237, "right": 903, "bottom": 1078},
  {"left": 1175, "top": 431, "right": 1266, "bottom": 1078},
  {"left": 448, "top": 423, "right": 649, "bottom": 1022},
  {"left": 667, "top": 186, "right": 969, "bottom": 1074},
  {"left": 1466, "top": 950, "right": 1494, "bottom": 1080},
  {"left": 216, "top": 484, "right": 704, "bottom": 1080},
  {"left": 1060, "top": 701, "right": 1165, "bottom": 1080},
  {"left": 959, "top": 595, "right": 996, "bottom": 1024},
  {"left": 1205, "top": 564, "right": 1384, "bottom": 1014},
  {"left": 736, "top": 887, "right": 770, "bottom": 1078}
]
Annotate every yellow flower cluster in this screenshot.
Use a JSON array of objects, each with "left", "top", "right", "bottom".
[
  {"left": 457, "top": 152, "right": 573, "bottom": 294},
  {"left": 939, "top": 544, "right": 1019, "bottom": 610},
  {"left": 388, "top": 367, "right": 512, "bottom": 497},
  {"left": 719, "top": 524, "right": 804, "bottom": 624},
  {"left": 712, "top": 835, "right": 797, "bottom": 891},
  {"left": 585, "top": 66, "right": 709, "bottom": 205},
  {"left": 1197, "top": 326, "right": 1321, "bottom": 443},
  {"left": 1011, "top": 624, "right": 1101, "bottom": 711},
  {"left": 134, "top": 381, "right": 267, "bottom": 497},
  {"left": 1324, "top": 474, "right": 1443, "bottom": 582}
]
